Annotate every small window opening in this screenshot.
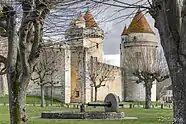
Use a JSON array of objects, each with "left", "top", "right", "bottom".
[
  {"left": 96, "top": 43, "right": 99, "bottom": 48},
  {"left": 75, "top": 91, "right": 79, "bottom": 97}
]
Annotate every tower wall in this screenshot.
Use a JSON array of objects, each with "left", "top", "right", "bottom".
[
  {"left": 64, "top": 48, "right": 71, "bottom": 103},
  {"left": 70, "top": 46, "right": 85, "bottom": 103},
  {"left": 120, "top": 36, "right": 125, "bottom": 101},
  {"left": 84, "top": 37, "right": 103, "bottom": 62},
  {"left": 76, "top": 21, "right": 86, "bottom": 28},
  {"left": 121, "top": 33, "right": 158, "bottom": 101},
  {"left": 66, "top": 11, "right": 104, "bottom": 103},
  {"left": 127, "top": 33, "right": 156, "bottom": 42}
]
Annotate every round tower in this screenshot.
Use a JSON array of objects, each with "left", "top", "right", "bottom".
[
  {"left": 120, "top": 9, "right": 158, "bottom": 101},
  {"left": 120, "top": 25, "right": 128, "bottom": 101},
  {"left": 76, "top": 12, "right": 86, "bottom": 28}
]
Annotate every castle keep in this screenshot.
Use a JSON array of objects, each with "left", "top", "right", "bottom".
[{"left": 0, "top": 10, "right": 158, "bottom": 102}]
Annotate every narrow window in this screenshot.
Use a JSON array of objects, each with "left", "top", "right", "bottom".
[
  {"left": 75, "top": 91, "right": 79, "bottom": 97},
  {"left": 96, "top": 43, "right": 99, "bottom": 48},
  {"left": 135, "top": 52, "right": 142, "bottom": 58},
  {"left": 133, "top": 36, "right": 137, "bottom": 41}
]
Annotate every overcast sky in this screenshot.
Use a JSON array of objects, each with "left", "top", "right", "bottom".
[
  {"left": 97, "top": 9, "right": 160, "bottom": 55},
  {"left": 44, "top": 1, "right": 161, "bottom": 55},
  {"left": 86, "top": 1, "right": 161, "bottom": 55}
]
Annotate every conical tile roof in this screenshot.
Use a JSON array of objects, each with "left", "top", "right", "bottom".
[
  {"left": 70, "top": 20, "right": 76, "bottom": 25},
  {"left": 77, "top": 12, "right": 85, "bottom": 21},
  {"left": 127, "top": 9, "right": 154, "bottom": 34},
  {"left": 84, "top": 10, "right": 98, "bottom": 27},
  {"left": 121, "top": 25, "right": 128, "bottom": 35}
]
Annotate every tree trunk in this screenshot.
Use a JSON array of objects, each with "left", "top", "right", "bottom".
[
  {"left": 5, "top": 5, "right": 29, "bottom": 124},
  {"left": 144, "top": 82, "right": 152, "bottom": 109},
  {"left": 8, "top": 78, "right": 20, "bottom": 124},
  {"left": 40, "top": 85, "right": 45, "bottom": 107},
  {"left": 50, "top": 85, "right": 53, "bottom": 106},
  {"left": 91, "top": 86, "right": 93, "bottom": 102},
  {"left": 170, "top": 68, "right": 185, "bottom": 123},
  {"left": 19, "top": 76, "right": 30, "bottom": 124},
  {"left": 151, "top": 4, "right": 186, "bottom": 122},
  {"left": 8, "top": 66, "right": 31, "bottom": 124},
  {"left": 8, "top": 79, "right": 29, "bottom": 124},
  {"left": 94, "top": 87, "right": 97, "bottom": 102}
]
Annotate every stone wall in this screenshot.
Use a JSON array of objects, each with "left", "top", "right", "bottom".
[
  {"left": 27, "top": 44, "right": 67, "bottom": 102},
  {"left": 88, "top": 58, "right": 122, "bottom": 101},
  {"left": 121, "top": 32, "right": 158, "bottom": 102},
  {"left": 70, "top": 46, "right": 85, "bottom": 103},
  {"left": 96, "top": 66, "right": 122, "bottom": 101},
  {"left": 0, "top": 36, "right": 8, "bottom": 96}
]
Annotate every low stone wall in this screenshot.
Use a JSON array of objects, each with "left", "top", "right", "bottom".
[
  {"left": 27, "top": 85, "right": 65, "bottom": 102},
  {"left": 41, "top": 111, "right": 125, "bottom": 120}
]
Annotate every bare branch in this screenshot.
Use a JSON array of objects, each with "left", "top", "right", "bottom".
[{"left": 87, "top": 56, "right": 116, "bottom": 90}]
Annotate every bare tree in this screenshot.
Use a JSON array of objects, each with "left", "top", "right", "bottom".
[
  {"left": 31, "top": 47, "right": 61, "bottom": 107},
  {"left": 0, "top": 0, "right": 102, "bottom": 123},
  {"left": 124, "top": 48, "right": 169, "bottom": 109},
  {"left": 2, "top": 1, "right": 50, "bottom": 123},
  {"left": 87, "top": 56, "right": 115, "bottom": 102}
]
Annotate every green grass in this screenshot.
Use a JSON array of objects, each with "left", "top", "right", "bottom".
[
  {"left": 0, "top": 106, "right": 173, "bottom": 124},
  {"left": 0, "top": 96, "right": 61, "bottom": 104}
]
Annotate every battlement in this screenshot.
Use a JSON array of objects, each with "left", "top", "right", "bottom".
[
  {"left": 65, "top": 10, "right": 104, "bottom": 42},
  {"left": 84, "top": 27, "right": 104, "bottom": 39},
  {"left": 65, "top": 26, "right": 104, "bottom": 41}
]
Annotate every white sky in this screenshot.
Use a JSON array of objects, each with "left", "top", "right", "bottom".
[{"left": 103, "top": 54, "right": 120, "bottom": 66}]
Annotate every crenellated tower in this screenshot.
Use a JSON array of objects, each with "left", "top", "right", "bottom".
[{"left": 120, "top": 9, "right": 158, "bottom": 101}]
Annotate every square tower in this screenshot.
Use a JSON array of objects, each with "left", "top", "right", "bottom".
[{"left": 65, "top": 10, "right": 104, "bottom": 103}]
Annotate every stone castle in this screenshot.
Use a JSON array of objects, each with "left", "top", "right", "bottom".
[{"left": 0, "top": 9, "right": 158, "bottom": 103}]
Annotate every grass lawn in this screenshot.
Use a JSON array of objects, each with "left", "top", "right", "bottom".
[
  {"left": 0, "top": 106, "right": 173, "bottom": 124},
  {"left": 0, "top": 95, "right": 61, "bottom": 104}
]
